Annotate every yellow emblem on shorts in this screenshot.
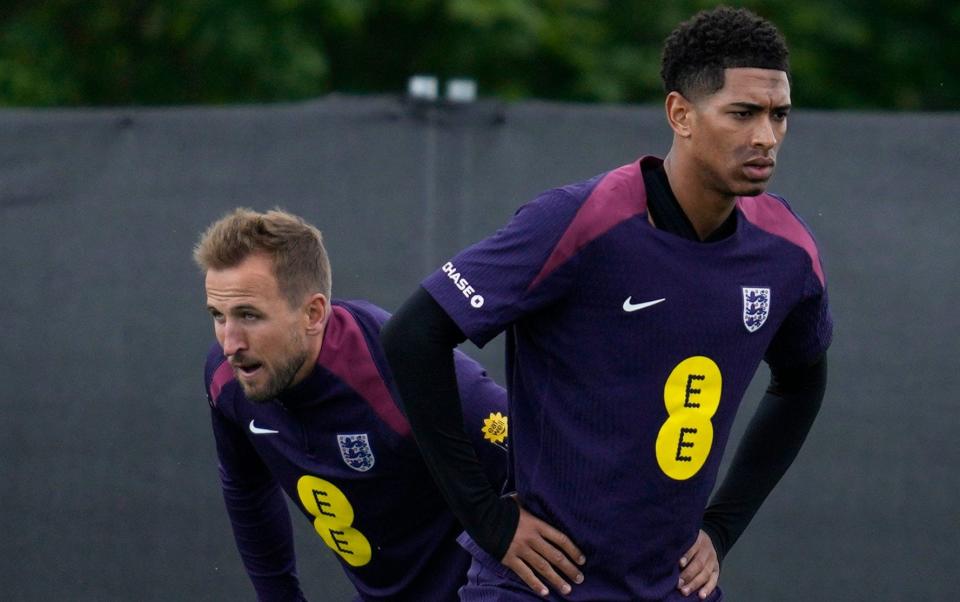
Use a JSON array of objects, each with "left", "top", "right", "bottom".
[{"left": 482, "top": 411, "right": 508, "bottom": 446}]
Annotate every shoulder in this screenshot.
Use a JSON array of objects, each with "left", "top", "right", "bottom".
[
  {"left": 738, "top": 193, "right": 826, "bottom": 287},
  {"left": 525, "top": 161, "right": 646, "bottom": 220},
  {"left": 319, "top": 301, "right": 412, "bottom": 437},
  {"left": 527, "top": 161, "right": 649, "bottom": 286},
  {"left": 333, "top": 299, "right": 392, "bottom": 329},
  {"left": 204, "top": 342, "right": 234, "bottom": 408}
]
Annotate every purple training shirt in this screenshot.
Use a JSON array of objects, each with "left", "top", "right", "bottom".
[
  {"left": 205, "top": 299, "right": 509, "bottom": 601},
  {"left": 422, "top": 156, "right": 832, "bottom": 601}
]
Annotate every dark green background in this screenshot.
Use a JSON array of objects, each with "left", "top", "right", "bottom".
[{"left": 2, "top": 0, "right": 958, "bottom": 110}]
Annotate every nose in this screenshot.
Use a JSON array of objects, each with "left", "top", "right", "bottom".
[
  {"left": 220, "top": 319, "right": 248, "bottom": 357},
  {"left": 752, "top": 117, "right": 778, "bottom": 150}
]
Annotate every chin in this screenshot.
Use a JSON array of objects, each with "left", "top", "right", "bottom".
[
  {"left": 714, "top": 172, "right": 767, "bottom": 198},
  {"left": 735, "top": 181, "right": 769, "bottom": 197},
  {"left": 241, "top": 381, "right": 274, "bottom": 403}
]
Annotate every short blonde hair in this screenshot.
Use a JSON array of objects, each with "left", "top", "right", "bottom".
[{"left": 194, "top": 208, "right": 332, "bottom": 306}]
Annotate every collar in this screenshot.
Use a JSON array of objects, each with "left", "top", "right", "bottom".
[{"left": 642, "top": 159, "right": 738, "bottom": 243}]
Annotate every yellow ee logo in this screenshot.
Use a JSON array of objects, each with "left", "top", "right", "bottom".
[
  {"left": 296, "top": 476, "right": 372, "bottom": 567},
  {"left": 655, "top": 356, "right": 722, "bottom": 480}
]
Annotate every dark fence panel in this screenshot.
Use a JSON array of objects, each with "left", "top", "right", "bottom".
[{"left": 1, "top": 96, "right": 957, "bottom": 600}]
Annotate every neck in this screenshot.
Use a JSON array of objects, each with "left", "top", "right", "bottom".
[
  {"left": 290, "top": 315, "right": 329, "bottom": 387},
  {"left": 662, "top": 151, "right": 737, "bottom": 241}
]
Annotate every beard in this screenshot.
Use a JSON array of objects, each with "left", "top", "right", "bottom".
[{"left": 238, "top": 336, "right": 310, "bottom": 403}]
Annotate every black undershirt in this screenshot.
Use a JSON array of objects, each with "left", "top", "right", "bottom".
[
  {"left": 382, "top": 162, "right": 827, "bottom": 563},
  {"left": 643, "top": 162, "right": 738, "bottom": 242}
]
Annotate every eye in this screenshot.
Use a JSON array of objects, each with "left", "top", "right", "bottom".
[
  {"left": 731, "top": 110, "right": 752, "bottom": 119},
  {"left": 209, "top": 310, "right": 225, "bottom": 324},
  {"left": 242, "top": 311, "right": 259, "bottom": 321}
]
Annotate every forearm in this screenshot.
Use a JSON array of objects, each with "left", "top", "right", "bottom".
[
  {"left": 212, "top": 409, "right": 305, "bottom": 601},
  {"left": 452, "top": 350, "right": 510, "bottom": 490},
  {"left": 382, "top": 287, "right": 519, "bottom": 559},
  {"left": 702, "top": 354, "right": 828, "bottom": 562},
  {"left": 221, "top": 477, "right": 305, "bottom": 601}
]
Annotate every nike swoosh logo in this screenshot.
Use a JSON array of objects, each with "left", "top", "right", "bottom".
[
  {"left": 249, "top": 420, "right": 279, "bottom": 435},
  {"left": 622, "top": 297, "right": 666, "bottom": 312}
]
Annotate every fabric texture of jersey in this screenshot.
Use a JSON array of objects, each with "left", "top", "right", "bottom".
[
  {"left": 421, "top": 156, "right": 832, "bottom": 601},
  {"left": 204, "top": 299, "right": 509, "bottom": 602}
]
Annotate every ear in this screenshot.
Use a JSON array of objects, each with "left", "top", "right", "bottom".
[
  {"left": 665, "top": 91, "right": 694, "bottom": 138},
  {"left": 304, "top": 293, "right": 329, "bottom": 335}
]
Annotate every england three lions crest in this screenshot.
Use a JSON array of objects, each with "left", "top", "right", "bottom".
[
  {"left": 337, "top": 433, "right": 375, "bottom": 472},
  {"left": 742, "top": 287, "right": 771, "bottom": 333}
]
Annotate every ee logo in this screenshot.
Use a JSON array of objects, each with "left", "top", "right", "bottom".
[
  {"left": 297, "top": 476, "right": 372, "bottom": 566},
  {"left": 655, "top": 356, "right": 722, "bottom": 480}
]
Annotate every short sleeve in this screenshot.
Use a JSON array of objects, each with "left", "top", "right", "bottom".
[
  {"left": 765, "top": 270, "right": 833, "bottom": 369},
  {"left": 421, "top": 189, "right": 583, "bottom": 347}
]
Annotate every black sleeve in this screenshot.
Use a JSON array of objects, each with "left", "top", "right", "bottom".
[
  {"left": 381, "top": 287, "right": 519, "bottom": 560},
  {"left": 701, "top": 353, "right": 828, "bottom": 563}
]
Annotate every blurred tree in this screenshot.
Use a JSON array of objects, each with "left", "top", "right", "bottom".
[
  {"left": 0, "top": 0, "right": 328, "bottom": 105},
  {"left": 0, "top": 0, "right": 956, "bottom": 109}
]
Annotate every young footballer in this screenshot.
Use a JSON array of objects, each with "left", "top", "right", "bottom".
[{"left": 383, "top": 7, "right": 831, "bottom": 601}]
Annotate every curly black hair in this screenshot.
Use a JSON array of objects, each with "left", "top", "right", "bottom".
[{"left": 660, "top": 6, "right": 789, "bottom": 99}]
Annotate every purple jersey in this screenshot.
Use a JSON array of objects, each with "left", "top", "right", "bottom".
[
  {"left": 421, "top": 157, "right": 832, "bottom": 601},
  {"left": 204, "top": 299, "right": 509, "bottom": 601}
]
